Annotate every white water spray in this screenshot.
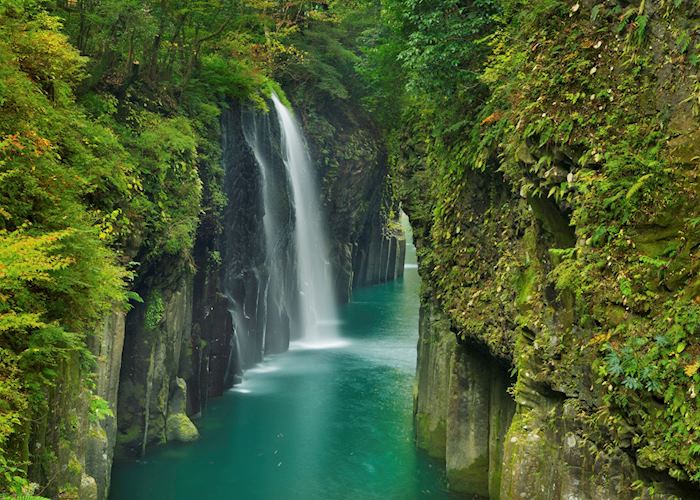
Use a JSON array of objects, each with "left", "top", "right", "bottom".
[
  {"left": 271, "top": 93, "right": 341, "bottom": 346},
  {"left": 242, "top": 111, "right": 282, "bottom": 357}
]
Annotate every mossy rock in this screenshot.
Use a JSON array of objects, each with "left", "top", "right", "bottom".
[
  {"left": 667, "top": 129, "right": 700, "bottom": 165},
  {"left": 166, "top": 413, "right": 199, "bottom": 443},
  {"left": 447, "top": 455, "right": 490, "bottom": 498},
  {"left": 116, "top": 424, "right": 142, "bottom": 446},
  {"left": 79, "top": 473, "right": 98, "bottom": 500},
  {"left": 414, "top": 412, "right": 446, "bottom": 459}
]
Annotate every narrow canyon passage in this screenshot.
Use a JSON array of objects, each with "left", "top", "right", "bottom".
[
  {"left": 109, "top": 233, "right": 458, "bottom": 500},
  {"left": 5, "top": 3, "right": 700, "bottom": 498}
]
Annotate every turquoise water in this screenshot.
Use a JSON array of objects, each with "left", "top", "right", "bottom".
[{"left": 110, "top": 239, "right": 455, "bottom": 499}]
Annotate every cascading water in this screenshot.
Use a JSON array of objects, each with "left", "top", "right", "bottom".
[
  {"left": 271, "top": 93, "right": 341, "bottom": 345},
  {"left": 242, "top": 109, "right": 290, "bottom": 355}
]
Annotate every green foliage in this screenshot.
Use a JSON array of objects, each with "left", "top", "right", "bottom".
[
  {"left": 355, "top": 23, "right": 405, "bottom": 128},
  {"left": 88, "top": 395, "right": 114, "bottom": 424},
  {"left": 281, "top": 3, "right": 378, "bottom": 106},
  {"left": 374, "top": 0, "right": 700, "bottom": 486},
  {"left": 386, "top": 0, "right": 499, "bottom": 97},
  {"left": 0, "top": 452, "right": 48, "bottom": 499},
  {"left": 0, "top": 4, "right": 134, "bottom": 488},
  {"left": 596, "top": 301, "right": 700, "bottom": 480},
  {"left": 144, "top": 291, "right": 165, "bottom": 332},
  {"left": 120, "top": 112, "right": 203, "bottom": 260},
  {"left": 0, "top": 0, "right": 351, "bottom": 494}
]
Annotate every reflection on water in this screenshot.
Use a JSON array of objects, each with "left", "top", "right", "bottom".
[{"left": 110, "top": 230, "right": 456, "bottom": 500}]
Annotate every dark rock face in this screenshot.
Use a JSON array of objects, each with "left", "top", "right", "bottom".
[
  {"left": 218, "top": 104, "right": 268, "bottom": 371},
  {"left": 115, "top": 105, "right": 278, "bottom": 458},
  {"left": 352, "top": 211, "right": 406, "bottom": 289},
  {"left": 188, "top": 104, "right": 299, "bottom": 407}
]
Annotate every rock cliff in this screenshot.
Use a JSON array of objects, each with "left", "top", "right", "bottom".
[{"left": 400, "top": 2, "right": 700, "bottom": 496}]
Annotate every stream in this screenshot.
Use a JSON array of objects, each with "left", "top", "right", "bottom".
[{"left": 110, "top": 233, "right": 456, "bottom": 499}]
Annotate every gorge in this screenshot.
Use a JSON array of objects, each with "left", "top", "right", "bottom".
[
  {"left": 1, "top": 1, "right": 699, "bottom": 500},
  {"left": 109, "top": 221, "right": 455, "bottom": 500}
]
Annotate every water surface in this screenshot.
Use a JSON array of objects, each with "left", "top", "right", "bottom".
[{"left": 110, "top": 240, "right": 455, "bottom": 499}]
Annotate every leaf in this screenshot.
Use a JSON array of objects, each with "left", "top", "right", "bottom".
[
  {"left": 126, "top": 291, "right": 144, "bottom": 303},
  {"left": 625, "top": 173, "right": 654, "bottom": 200},
  {"left": 634, "top": 15, "right": 649, "bottom": 46},
  {"left": 623, "top": 376, "right": 642, "bottom": 390}
]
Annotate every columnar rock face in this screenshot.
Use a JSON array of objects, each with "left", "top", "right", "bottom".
[
  {"left": 401, "top": 3, "right": 700, "bottom": 498},
  {"left": 406, "top": 170, "right": 696, "bottom": 498},
  {"left": 500, "top": 396, "right": 674, "bottom": 500},
  {"left": 116, "top": 277, "right": 195, "bottom": 457},
  {"left": 413, "top": 287, "right": 694, "bottom": 500},
  {"left": 404, "top": 132, "right": 697, "bottom": 498},
  {"left": 399, "top": 8, "right": 700, "bottom": 493},
  {"left": 499, "top": 335, "right": 690, "bottom": 500},
  {"left": 26, "top": 309, "right": 126, "bottom": 500},
  {"left": 85, "top": 311, "right": 126, "bottom": 499},
  {"left": 352, "top": 212, "right": 406, "bottom": 289},
  {"left": 187, "top": 259, "right": 232, "bottom": 414},
  {"left": 414, "top": 302, "right": 515, "bottom": 499}
]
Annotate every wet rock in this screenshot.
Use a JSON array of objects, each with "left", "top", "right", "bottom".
[
  {"left": 166, "top": 413, "right": 199, "bottom": 443},
  {"left": 80, "top": 473, "right": 98, "bottom": 500},
  {"left": 414, "top": 301, "right": 516, "bottom": 498}
]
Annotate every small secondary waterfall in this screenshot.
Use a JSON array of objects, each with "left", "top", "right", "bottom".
[
  {"left": 271, "top": 93, "right": 340, "bottom": 344},
  {"left": 242, "top": 110, "right": 291, "bottom": 355},
  {"left": 242, "top": 112, "right": 281, "bottom": 277}
]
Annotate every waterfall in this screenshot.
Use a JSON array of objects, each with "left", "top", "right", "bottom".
[
  {"left": 242, "top": 110, "right": 282, "bottom": 282},
  {"left": 241, "top": 108, "right": 294, "bottom": 354},
  {"left": 222, "top": 307, "right": 245, "bottom": 384},
  {"left": 271, "top": 93, "right": 340, "bottom": 345}
]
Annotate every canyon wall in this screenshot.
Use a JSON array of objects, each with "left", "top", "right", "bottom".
[
  {"left": 397, "top": 2, "right": 700, "bottom": 498},
  {"left": 405, "top": 169, "right": 696, "bottom": 498}
]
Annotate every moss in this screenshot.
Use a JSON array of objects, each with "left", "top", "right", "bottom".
[
  {"left": 414, "top": 412, "right": 446, "bottom": 460},
  {"left": 667, "top": 129, "right": 700, "bottom": 164},
  {"left": 79, "top": 474, "right": 97, "bottom": 500},
  {"left": 631, "top": 224, "right": 683, "bottom": 257},
  {"left": 165, "top": 413, "right": 199, "bottom": 443},
  {"left": 144, "top": 291, "right": 165, "bottom": 332},
  {"left": 515, "top": 267, "right": 537, "bottom": 312},
  {"left": 116, "top": 424, "right": 142, "bottom": 447},
  {"left": 447, "top": 455, "right": 490, "bottom": 497}
]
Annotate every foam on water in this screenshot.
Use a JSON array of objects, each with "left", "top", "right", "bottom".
[{"left": 290, "top": 339, "right": 351, "bottom": 350}]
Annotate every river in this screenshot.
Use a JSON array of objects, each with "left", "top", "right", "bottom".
[{"left": 110, "top": 231, "right": 456, "bottom": 499}]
